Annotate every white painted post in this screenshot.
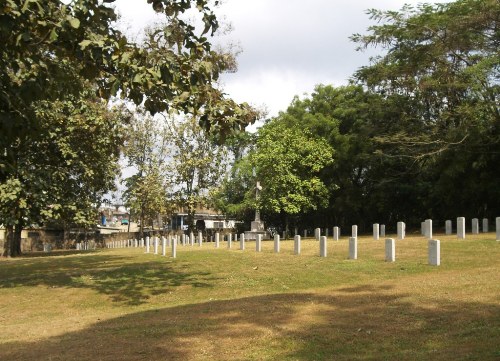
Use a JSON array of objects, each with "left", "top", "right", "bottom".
[
  {"left": 215, "top": 232, "right": 220, "bottom": 248},
  {"left": 457, "top": 217, "right": 466, "bottom": 239},
  {"left": 445, "top": 220, "right": 452, "bottom": 235},
  {"left": 385, "top": 238, "right": 395, "bottom": 262},
  {"left": 380, "top": 224, "right": 386, "bottom": 237},
  {"left": 482, "top": 218, "right": 488, "bottom": 233},
  {"left": 274, "top": 234, "right": 280, "bottom": 253},
  {"left": 319, "top": 236, "right": 327, "bottom": 257},
  {"left": 256, "top": 234, "right": 262, "bottom": 252},
  {"left": 428, "top": 239, "right": 440, "bottom": 266},
  {"left": 373, "top": 223, "right": 380, "bottom": 240},
  {"left": 240, "top": 233, "right": 245, "bottom": 250},
  {"left": 472, "top": 218, "right": 479, "bottom": 234},
  {"left": 333, "top": 226, "right": 339, "bottom": 241},
  {"left": 349, "top": 237, "right": 357, "bottom": 260},
  {"left": 294, "top": 235, "right": 301, "bottom": 255}
]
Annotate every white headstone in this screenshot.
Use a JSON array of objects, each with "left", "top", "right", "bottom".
[
  {"left": 274, "top": 234, "right": 280, "bottom": 253},
  {"left": 325, "top": 228, "right": 329, "bottom": 237},
  {"left": 425, "top": 219, "right": 432, "bottom": 239},
  {"left": 140, "top": 238, "right": 144, "bottom": 247},
  {"left": 172, "top": 237, "right": 177, "bottom": 258},
  {"left": 154, "top": 237, "right": 158, "bottom": 254},
  {"left": 240, "top": 233, "right": 245, "bottom": 250},
  {"left": 397, "top": 222, "right": 405, "bottom": 240},
  {"left": 445, "top": 220, "right": 452, "bottom": 235},
  {"left": 314, "top": 228, "right": 321, "bottom": 241},
  {"left": 457, "top": 217, "right": 465, "bottom": 239},
  {"left": 319, "top": 236, "right": 327, "bottom": 257},
  {"left": 215, "top": 232, "right": 220, "bottom": 248},
  {"left": 349, "top": 237, "right": 357, "bottom": 260},
  {"left": 496, "top": 217, "right": 500, "bottom": 241},
  {"left": 227, "top": 233, "right": 232, "bottom": 249},
  {"left": 385, "top": 238, "right": 395, "bottom": 262},
  {"left": 351, "top": 225, "right": 358, "bottom": 238},
  {"left": 380, "top": 224, "right": 386, "bottom": 237},
  {"left": 373, "top": 223, "right": 379, "bottom": 240},
  {"left": 471, "top": 218, "right": 479, "bottom": 234},
  {"left": 283, "top": 230, "right": 286, "bottom": 239},
  {"left": 482, "top": 218, "right": 488, "bottom": 233},
  {"left": 333, "top": 226, "right": 340, "bottom": 241},
  {"left": 162, "top": 237, "right": 166, "bottom": 256},
  {"left": 256, "top": 234, "right": 262, "bottom": 252},
  {"left": 428, "top": 239, "right": 440, "bottom": 266},
  {"left": 294, "top": 235, "right": 301, "bottom": 255},
  {"left": 146, "top": 237, "right": 150, "bottom": 253},
  {"left": 304, "top": 229, "right": 308, "bottom": 238},
  {"left": 197, "top": 231, "right": 202, "bottom": 246}
]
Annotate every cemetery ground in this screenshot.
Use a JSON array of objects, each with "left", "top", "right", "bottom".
[{"left": 0, "top": 234, "right": 498, "bottom": 361}]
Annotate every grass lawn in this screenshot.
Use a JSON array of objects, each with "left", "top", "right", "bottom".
[{"left": 0, "top": 233, "right": 498, "bottom": 360}]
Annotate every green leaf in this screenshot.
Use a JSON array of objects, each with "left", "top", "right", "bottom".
[
  {"left": 79, "top": 39, "right": 92, "bottom": 49},
  {"left": 68, "top": 17, "right": 80, "bottom": 29},
  {"left": 49, "top": 28, "right": 58, "bottom": 42}
]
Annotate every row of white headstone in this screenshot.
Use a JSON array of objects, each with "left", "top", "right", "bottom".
[
  {"left": 312, "top": 217, "right": 500, "bottom": 242},
  {"left": 119, "top": 233, "right": 440, "bottom": 266},
  {"left": 421, "top": 217, "right": 500, "bottom": 239},
  {"left": 317, "top": 236, "right": 441, "bottom": 266},
  {"left": 75, "top": 241, "right": 95, "bottom": 251}
]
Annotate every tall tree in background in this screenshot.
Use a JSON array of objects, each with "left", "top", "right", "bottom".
[
  {"left": 250, "top": 119, "right": 333, "bottom": 233},
  {"left": 165, "top": 116, "right": 228, "bottom": 232},
  {"left": 123, "top": 109, "right": 170, "bottom": 235},
  {"left": 351, "top": 0, "right": 500, "bottom": 218}
]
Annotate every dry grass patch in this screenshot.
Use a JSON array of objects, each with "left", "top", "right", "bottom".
[{"left": 0, "top": 233, "right": 498, "bottom": 360}]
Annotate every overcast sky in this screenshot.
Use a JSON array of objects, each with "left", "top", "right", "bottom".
[{"left": 114, "top": 0, "right": 451, "bottom": 123}]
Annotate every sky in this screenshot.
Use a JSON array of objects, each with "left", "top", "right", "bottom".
[{"left": 113, "top": 0, "right": 451, "bottom": 125}]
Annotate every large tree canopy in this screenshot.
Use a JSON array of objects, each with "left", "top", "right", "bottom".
[{"left": 0, "top": 0, "right": 257, "bottom": 256}]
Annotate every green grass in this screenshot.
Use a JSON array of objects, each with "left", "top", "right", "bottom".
[{"left": 0, "top": 234, "right": 499, "bottom": 360}]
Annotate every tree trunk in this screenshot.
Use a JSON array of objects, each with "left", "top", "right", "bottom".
[
  {"left": 14, "top": 224, "right": 22, "bottom": 255},
  {"left": 2, "top": 225, "right": 15, "bottom": 257}
]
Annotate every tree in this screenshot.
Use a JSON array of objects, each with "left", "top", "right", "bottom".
[
  {"left": 1, "top": 0, "right": 257, "bottom": 256},
  {"left": 250, "top": 119, "right": 334, "bottom": 233},
  {"left": 351, "top": 0, "right": 500, "bottom": 218},
  {"left": 0, "top": 87, "right": 126, "bottom": 256},
  {"left": 123, "top": 109, "right": 170, "bottom": 235},
  {"left": 165, "top": 116, "right": 228, "bottom": 232}
]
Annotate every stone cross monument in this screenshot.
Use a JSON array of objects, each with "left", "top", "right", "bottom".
[{"left": 245, "top": 181, "right": 269, "bottom": 240}]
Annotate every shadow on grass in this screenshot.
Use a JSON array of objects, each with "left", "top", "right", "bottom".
[
  {"left": 0, "top": 251, "right": 216, "bottom": 306},
  {"left": 0, "top": 285, "right": 498, "bottom": 361}
]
